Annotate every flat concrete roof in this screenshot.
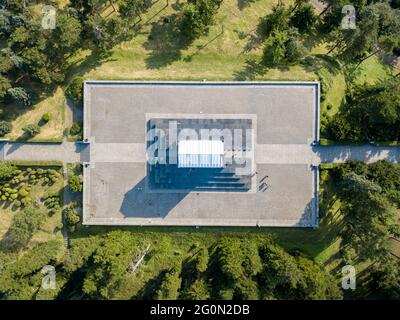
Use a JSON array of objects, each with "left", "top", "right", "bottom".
[{"left": 83, "top": 81, "right": 319, "bottom": 227}]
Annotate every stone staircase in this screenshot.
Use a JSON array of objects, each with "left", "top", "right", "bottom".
[{"left": 149, "top": 165, "right": 251, "bottom": 192}]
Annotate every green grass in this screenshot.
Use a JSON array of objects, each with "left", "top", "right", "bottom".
[
  {"left": 352, "top": 56, "right": 394, "bottom": 86},
  {"left": 4, "top": 87, "right": 66, "bottom": 142},
  {"left": 66, "top": 0, "right": 311, "bottom": 82}
]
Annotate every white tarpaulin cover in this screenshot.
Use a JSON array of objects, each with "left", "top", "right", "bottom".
[{"left": 178, "top": 140, "right": 224, "bottom": 168}]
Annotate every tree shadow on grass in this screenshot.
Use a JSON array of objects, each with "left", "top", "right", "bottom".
[
  {"left": 237, "top": 0, "right": 260, "bottom": 11},
  {"left": 301, "top": 54, "right": 341, "bottom": 75},
  {"left": 134, "top": 269, "right": 168, "bottom": 299},
  {"left": 233, "top": 59, "right": 268, "bottom": 81},
  {"left": 143, "top": 13, "right": 191, "bottom": 69}
]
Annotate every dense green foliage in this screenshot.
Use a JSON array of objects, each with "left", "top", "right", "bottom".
[
  {"left": 6, "top": 87, "right": 36, "bottom": 106},
  {"left": 4, "top": 205, "right": 46, "bottom": 251},
  {"left": 68, "top": 175, "right": 83, "bottom": 193},
  {"left": 331, "top": 161, "right": 400, "bottom": 263},
  {"left": 41, "top": 113, "right": 50, "bottom": 124},
  {"left": 260, "top": 1, "right": 311, "bottom": 65},
  {"left": 65, "top": 77, "right": 84, "bottom": 105},
  {"left": 64, "top": 206, "right": 81, "bottom": 232},
  {"left": 179, "top": 0, "right": 223, "bottom": 41},
  {"left": 0, "top": 239, "right": 64, "bottom": 300},
  {"left": 328, "top": 79, "right": 400, "bottom": 142},
  {"left": 69, "top": 121, "right": 82, "bottom": 137},
  {"left": 323, "top": 161, "right": 400, "bottom": 299},
  {"left": 0, "top": 161, "right": 17, "bottom": 181},
  {"left": 22, "top": 123, "right": 40, "bottom": 137}
]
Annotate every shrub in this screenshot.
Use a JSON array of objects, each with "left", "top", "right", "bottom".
[
  {"left": 69, "top": 121, "right": 82, "bottom": 136},
  {"left": 0, "top": 121, "right": 12, "bottom": 136},
  {"left": 0, "top": 161, "right": 17, "bottom": 181},
  {"left": 41, "top": 113, "right": 51, "bottom": 123},
  {"left": 22, "top": 124, "right": 40, "bottom": 137},
  {"left": 19, "top": 189, "right": 29, "bottom": 197},
  {"left": 66, "top": 76, "right": 84, "bottom": 104},
  {"left": 65, "top": 207, "right": 80, "bottom": 226},
  {"left": 68, "top": 175, "right": 83, "bottom": 192}
]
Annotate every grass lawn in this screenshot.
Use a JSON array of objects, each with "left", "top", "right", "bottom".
[
  {"left": 74, "top": 0, "right": 311, "bottom": 81},
  {"left": 4, "top": 87, "right": 66, "bottom": 142}
]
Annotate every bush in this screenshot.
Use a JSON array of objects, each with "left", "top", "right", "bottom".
[
  {"left": 68, "top": 175, "right": 83, "bottom": 192},
  {"left": 0, "top": 161, "right": 17, "bottom": 181},
  {"left": 22, "top": 124, "right": 40, "bottom": 137},
  {"left": 66, "top": 76, "right": 84, "bottom": 104},
  {"left": 69, "top": 121, "right": 82, "bottom": 136},
  {"left": 0, "top": 121, "right": 11, "bottom": 137},
  {"left": 41, "top": 113, "right": 50, "bottom": 123},
  {"left": 65, "top": 207, "right": 80, "bottom": 226}
]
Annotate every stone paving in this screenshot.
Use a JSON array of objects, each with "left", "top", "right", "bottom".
[{"left": 3, "top": 82, "right": 400, "bottom": 228}]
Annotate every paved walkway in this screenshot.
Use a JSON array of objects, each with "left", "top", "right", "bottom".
[
  {"left": 0, "top": 142, "right": 89, "bottom": 163},
  {"left": 1, "top": 142, "right": 400, "bottom": 165}
]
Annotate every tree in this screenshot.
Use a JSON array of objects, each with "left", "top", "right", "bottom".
[
  {"left": 66, "top": 76, "right": 84, "bottom": 104},
  {"left": 213, "top": 238, "right": 261, "bottom": 299},
  {"left": 258, "top": 240, "right": 342, "bottom": 299},
  {"left": 285, "top": 35, "right": 307, "bottom": 63},
  {"left": 68, "top": 175, "right": 83, "bottom": 192},
  {"left": 262, "top": 28, "right": 306, "bottom": 65},
  {"left": 369, "top": 257, "right": 400, "bottom": 299},
  {"left": 22, "top": 124, "right": 40, "bottom": 137},
  {"left": 295, "top": 256, "right": 342, "bottom": 299},
  {"left": 340, "top": 172, "right": 382, "bottom": 194},
  {"left": 5, "top": 205, "right": 46, "bottom": 251},
  {"left": 0, "top": 239, "right": 63, "bottom": 300},
  {"left": 180, "top": 277, "right": 210, "bottom": 300},
  {"left": 337, "top": 169, "right": 400, "bottom": 262},
  {"left": 179, "top": 0, "right": 221, "bottom": 41},
  {"left": 259, "top": 1, "right": 290, "bottom": 38},
  {"left": 118, "top": 0, "right": 146, "bottom": 19},
  {"left": 327, "top": 3, "right": 400, "bottom": 63},
  {"left": 0, "top": 161, "right": 17, "bottom": 181},
  {"left": 83, "top": 231, "right": 140, "bottom": 299},
  {"left": 7, "top": 87, "right": 36, "bottom": 106},
  {"left": 65, "top": 207, "right": 80, "bottom": 230},
  {"left": 86, "top": 14, "right": 129, "bottom": 51},
  {"left": 329, "top": 80, "right": 400, "bottom": 142},
  {"left": 155, "top": 267, "right": 182, "bottom": 300},
  {"left": 0, "top": 75, "right": 11, "bottom": 99},
  {"left": 0, "top": 120, "right": 12, "bottom": 136},
  {"left": 49, "top": 13, "right": 82, "bottom": 60},
  {"left": 262, "top": 30, "right": 287, "bottom": 65},
  {"left": 258, "top": 240, "right": 303, "bottom": 297},
  {"left": 290, "top": 2, "right": 317, "bottom": 32}
]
